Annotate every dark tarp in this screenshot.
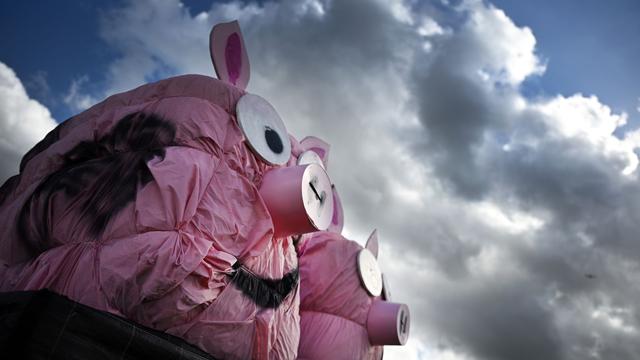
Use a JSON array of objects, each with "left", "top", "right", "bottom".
[{"left": 0, "top": 289, "right": 217, "bottom": 360}]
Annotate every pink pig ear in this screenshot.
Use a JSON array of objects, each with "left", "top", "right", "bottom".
[
  {"left": 300, "top": 136, "right": 330, "bottom": 167},
  {"left": 365, "top": 229, "right": 379, "bottom": 258},
  {"left": 326, "top": 185, "right": 344, "bottom": 234},
  {"left": 210, "top": 20, "right": 250, "bottom": 90}
]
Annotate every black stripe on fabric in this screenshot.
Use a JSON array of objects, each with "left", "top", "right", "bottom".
[
  {"left": 17, "top": 112, "right": 176, "bottom": 255},
  {"left": 230, "top": 264, "right": 299, "bottom": 308}
]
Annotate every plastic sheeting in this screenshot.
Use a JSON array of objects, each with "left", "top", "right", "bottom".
[{"left": 0, "top": 75, "right": 300, "bottom": 360}]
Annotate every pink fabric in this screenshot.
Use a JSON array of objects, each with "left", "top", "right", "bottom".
[
  {"left": 297, "top": 232, "right": 384, "bottom": 360},
  {"left": 0, "top": 75, "right": 299, "bottom": 360},
  {"left": 226, "top": 33, "right": 242, "bottom": 85},
  {"left": 299, "top": 136, "right": 330, "bottom": 167}
]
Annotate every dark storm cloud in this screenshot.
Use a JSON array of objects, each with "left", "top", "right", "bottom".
[
  {"left": 0, "top": 153, "right": 20, "bottom": 185},
  {"left": 401, "top": 2, "right": 640, "bottom": 358},
  {"left": 430, "top": 280, "right": 562, "bottom": 360},
  {"left": 411, "top": 60, "right": 504, "bottom": 199}
]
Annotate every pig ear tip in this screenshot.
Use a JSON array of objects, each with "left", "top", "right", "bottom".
[
  {"left": 210, "top": 19, "right": 250, "bottom": 90},
  {"left": 366, "top": 228, "right": 379, "bottom": 258}
]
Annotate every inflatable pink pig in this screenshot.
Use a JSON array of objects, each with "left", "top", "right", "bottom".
[
  {"left": 0, "top": 21, "right": 338, "bottom": 359},
  {"left": 297, "top": 230, "right": 410, "bottom": 360},
  {"left": 0, "top": 19, "right": 409, "bottom": 359}
]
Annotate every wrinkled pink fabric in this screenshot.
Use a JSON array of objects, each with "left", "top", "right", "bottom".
[
  {"left": 0, "top": 75, "right": 300, "bottom": 360},
  {"left": 297, "top": 232, "right": 383, "bottom": 360}
]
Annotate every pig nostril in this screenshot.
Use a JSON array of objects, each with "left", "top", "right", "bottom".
[
  {"left": 400, "top": 310, "right": 408, "bottom": 334},
  {"left": 309, "top": 180, "right": 324, "bottom": 203},
  {"left": 264, "top": 126, "right": 283, "bottom": 154}
]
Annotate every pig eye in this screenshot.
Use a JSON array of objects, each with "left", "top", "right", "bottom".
[
  {"left": 265, "top": 126, "right": 284, "bottom": 154},
  {"left": 357, "top": 248, "right": 383, "bottom": 296},
  {"left": 236, "top": 93, "right": 291, "bottom": 165}
]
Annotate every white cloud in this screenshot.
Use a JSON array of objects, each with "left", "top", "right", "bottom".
[
  {"left": 387, "top": 0, "right": 415, "bottom": 25},
  {"left": 535, "top": 94, "right": 626, "bottom": 140},
  {"left": 63, "top": 75, "right": 98, "bottom": 112},
  {"left": 0, "top": 62, "right": 57, "bottom": 184},
  {"left": 417, "top": 17, "right": 448, "bottom": 37},
  {"left": 470, "top": 201, "right": 544, "bottom": 235},
  {"left": 529, "top": 94, "right": 638, "bottom": 175},
  {"left": 98, "top": 0, "right": 220, "bottom": 94},
  {"left": 455, "top": 0, "right": 546, "bottom": 86}
]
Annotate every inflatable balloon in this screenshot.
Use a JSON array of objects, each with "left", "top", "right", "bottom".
[{"left": 0, "top": 20, "right": 407, "bottom": 359}]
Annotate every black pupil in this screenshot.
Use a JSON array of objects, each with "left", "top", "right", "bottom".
[{"left": 265, "top": 126, "right": 283, "bottom": 154}]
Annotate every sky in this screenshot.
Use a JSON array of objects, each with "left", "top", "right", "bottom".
[{"left": 2, "top": 0, "right": 640, "bottom": 359}]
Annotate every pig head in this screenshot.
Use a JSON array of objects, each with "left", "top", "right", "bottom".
[{"left": 297, "top": 231, "right": 410, "bottom": 359}]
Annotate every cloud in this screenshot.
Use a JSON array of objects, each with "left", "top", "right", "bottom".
[
  {"left": 63, "top": 75, "right": 98, "bottom": 112},
  {"left": 35, "top": 0, "right": 640, "bottom": 359},
  {"left": 0, "top": 62, "right": 57, "bottom": 185},
  {"left": 401, "top": 1, "right": 640, "bottom": 358},
  {"left": 24, "top": 70, "right": 54, "bottom": 106},
  {"left": 98, "top": 0, "right": 215, "bottom": 94}
]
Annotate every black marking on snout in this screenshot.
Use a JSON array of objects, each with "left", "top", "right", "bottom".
[{"left": 230, "top": 262, "right": 299, "bottom": 308}]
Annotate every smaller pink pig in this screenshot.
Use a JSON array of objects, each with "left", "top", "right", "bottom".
[{"left": 297, "top": 230, "right": 410, "bottom": 360}]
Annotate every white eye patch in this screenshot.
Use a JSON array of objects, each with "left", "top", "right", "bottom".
[
  {"left": 357, "top": 248, "right": 383, "bottom": 296},
  {"left": 236, "top": 93, "right": 291, "bottom": 165}
]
